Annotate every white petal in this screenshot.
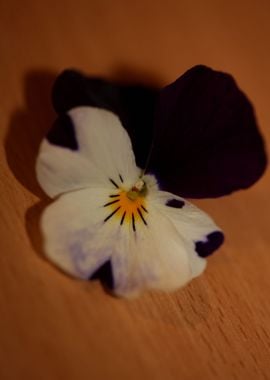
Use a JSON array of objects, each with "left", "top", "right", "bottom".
[
  {"left": 150, "top": 191, "right": 222, "bottom": 277},
  {"left": 111, "top": 205, "right": 192, "bottom": 297},
  {"left": 36, "top": 107, "right": 140, "bottom": 198},
  {"left": 41, "top": 188, "right": 117, "bottom": 279}
]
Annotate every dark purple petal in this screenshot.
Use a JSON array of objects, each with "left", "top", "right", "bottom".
[
  {"left": 195, "top": 231, "right": 224, "bottom": 257},
  {"left": 52, "top": 70, "right": 158, "bottom": 168},
  {"left": 150, "top": 65, "right": 267, "bottom": 198},
  {"left": 52, "top": 70, "right": 120, "bottom": 113},
  {"left": 47, "top": 113, "right": 78, "bottom": 150}
]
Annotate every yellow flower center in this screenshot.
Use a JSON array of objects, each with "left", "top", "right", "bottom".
[{"left": 104, "top": 178, "right": 148, "bottom": 231}]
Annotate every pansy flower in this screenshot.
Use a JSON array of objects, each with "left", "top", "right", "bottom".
[{"left": 36, "top": 65, "right": 266, "bottom": 297}]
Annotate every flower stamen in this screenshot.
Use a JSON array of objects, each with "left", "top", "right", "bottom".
[
  {"left": 132, "top": 213, "right": 136, "bottom": 232},
  {"left": 109, "top": 178, "right": 119, "bottom": 189},
  {"left": 104, "top": 177, "right": 148, "bottom": 230},
  {"left": 137, "top": 208, "right": 147, "bottom": 225},
  {"left": 120, "top": 211, "right": 126, "bottom": 225},
  {"left": 127, "top": 179, "right": 147, "bottom": 201},
  {"left": 104, "top": 206, "right": 121, "bottom": 222},
  {"left": 141, "top": 205, "right": 148, "bottom": 213},
  {"left": 103, "top": 199, "right": 119, "bottom": 207}
]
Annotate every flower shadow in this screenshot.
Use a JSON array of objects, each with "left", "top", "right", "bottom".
[
  {"left": 5, "top": 70, "right": 57, "bottom": 198},
  {"left": 25, "top": 199, "right": 51, "bottom": 260},
  {"left": 5, "top": 70, "right": 57, "bottom": 262},
  {"left": 108, "top": 64, "right": 162, "bottom": 87}
]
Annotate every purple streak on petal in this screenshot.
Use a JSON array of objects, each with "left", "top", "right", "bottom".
[
  {"left": 195, "top": 231, "right": 224, "bottom": 257},
  {"left": 166, "top": 199, "right": 185, "bottom": 208},
  {"left": 151, "top": 65, "right": 267, "bottom": 198},
  {"left": 47, "top": 113, "right": 78, "bottom": 150},
  {"left": 69, "top": 241, "right": 108, "bottom": 278},
  {"left": 90, "top": 260, "right": 114, "bottom": 290},
  {"left": 67, "top": 229, "right": 112, "bottom": 279}
]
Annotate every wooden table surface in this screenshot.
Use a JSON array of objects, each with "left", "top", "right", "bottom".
[{"left": 1, "top": 1, "right": 270, "bottom": 379}]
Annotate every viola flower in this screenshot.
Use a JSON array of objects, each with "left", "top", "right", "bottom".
[
  {"left": 36, "top": 65, "right": 267, "bottom": 297},
  {"left": 37, "top": 106, "right": 223, "bottom": 297}
]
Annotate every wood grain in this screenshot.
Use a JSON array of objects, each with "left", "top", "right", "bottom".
[{"left": 1, "top": 1, "right": 270, "bottom": 379}]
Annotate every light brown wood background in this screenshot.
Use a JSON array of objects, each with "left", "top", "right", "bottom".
[{"left": 1, "top": 1, "right": 270, "bottom": 379}]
